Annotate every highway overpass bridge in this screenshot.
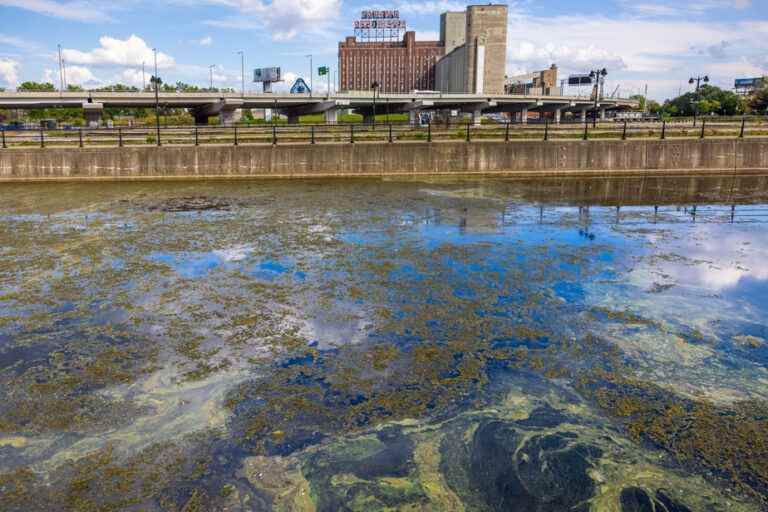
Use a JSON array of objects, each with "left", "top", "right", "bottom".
[{"left": 0, "top": 91, "right": 639, "bottom": 126}]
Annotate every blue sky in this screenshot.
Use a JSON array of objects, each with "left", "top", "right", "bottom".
[{"left": 0, "top": 0, "right": 766, "bottom": 100}]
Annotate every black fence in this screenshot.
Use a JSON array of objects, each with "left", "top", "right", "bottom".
[{"left": 0, "top": 118, "right": 765, "bottom": 149}]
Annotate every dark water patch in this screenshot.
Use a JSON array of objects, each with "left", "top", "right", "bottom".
[{"left": 440, "top": 417, "right": 601, "bottom": 511}]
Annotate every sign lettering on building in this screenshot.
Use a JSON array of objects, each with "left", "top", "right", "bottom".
[{"left": 354, "top": 9, "right": 406, "bottom": 41}]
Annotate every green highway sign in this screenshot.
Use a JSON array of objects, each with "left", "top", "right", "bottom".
[{"left": 318, "top": 66, "right": 329, "bottom": 76}]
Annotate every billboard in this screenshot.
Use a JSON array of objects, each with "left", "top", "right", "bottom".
[
  {"left": 254, "top": 67, "right": 282, "bottom": 83},
  {"left": 568, "top": 74, "right": 592, "bottom": 86},
  {"left": 290, "top": 78, "right": 311, "bottom": 94},
  {"left": 735, "top": 78, "right": 763, "bottom": 88},
  {"left": 354, "top": 9, "right": 406, "bottom": 41}
]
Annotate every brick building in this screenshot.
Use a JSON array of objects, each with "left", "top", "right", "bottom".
[{"left": 338, "top": 32, "right": 444, "bottom": 93}]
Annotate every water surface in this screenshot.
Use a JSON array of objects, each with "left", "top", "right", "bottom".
[{"left": 1, "top": 176, "right": 768, "bottom": 511}]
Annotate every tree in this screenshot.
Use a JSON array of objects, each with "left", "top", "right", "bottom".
[
  {"left": 629, "top": 94, "right": 646, "bottom": 112},
  {"left": 66, "top": 85, "right": 85, "bottom": 92},
  {"left": 17, "top": 81, "right": 56, "bottom": 92},
  {"left": 93, "top": 84, "right": 139, "bottom": 92},
  {"left": 661, "top": 84, "right": 746, "bottom": 117},
  {"left": 749, "top": 86, "right": 768, "bottom": 114}
]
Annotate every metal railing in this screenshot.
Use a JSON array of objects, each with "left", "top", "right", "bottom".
[{"left": 0, "top": 118, "right": 766, "bottom": 149}]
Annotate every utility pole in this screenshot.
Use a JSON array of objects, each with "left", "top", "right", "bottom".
[
  {"left": 237, "top": 51, "right": 245, "bottom": 97},
  {"left": 306, "top": 54, "right": 313, "bottom": 97},
  {"left": 142, "top": 62, "right": 146, "bottom": 91},
  {"left": 644, "top": 84, "right": 648, "bottom": 115},
  {"left": 57, "top": 44, "right": 66, "bottom": 92},
  {"left": 689, "top": 75, "right": 709, "bottom": 127},
  {"left": 209, "top": 65, "right": 215, "bottom": 91},
  {"left": 589, "top": 68, "right": 607, "bottom": 128},
  {"left": 153, "top": 48, "right": 161, "bottom": 146}
]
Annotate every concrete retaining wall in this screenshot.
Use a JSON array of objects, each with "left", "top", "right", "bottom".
[{"left": 0, "top": 139, "right": 766, "bottom": 181}]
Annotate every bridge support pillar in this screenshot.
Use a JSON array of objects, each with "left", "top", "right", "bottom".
[
  {"left": 363, "top": 113, "right": 375, "bottom": 125},
  {"left": 219, "top": 109, "right": 242, "bottom": 126},
  {"left": 472, "top": 108, "right": 483, "bottom": 127},
  {"left": 600, "top": 107, "right": 607, "bottom": 121},
  {"left": 580, "top": 108, "right": 588, "bottom": 124},
  {"left": 82, "top": 102, "right": 103, "bottom": 128},
  {"left": 324, "top": 109, "right": 338, "bottom": 124},
  {"left": 286, "top": 113, "right": 300, "bottom": 125},
  {"left": 521, "top": 108, "right": 529, "bottom": 124},
  {"left": 555, "top": 108, "right": 562, "bottom": 125},
  {"left": 409, "top": 110, "right": 420, "bottom": 127},
  {"left": 193, "top": 112, "right": 210, "bottom": 125}
]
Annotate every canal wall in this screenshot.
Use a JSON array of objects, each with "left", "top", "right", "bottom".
[{"left": 0, "top": 139, "right": 766, "bottom": 181}]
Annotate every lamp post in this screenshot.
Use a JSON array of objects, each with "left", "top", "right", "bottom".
[
  {"left": 589, "top": 68, "right": 607, "bottom": 128},
  {"left": 689, "top": 75, "right": 709, "bottom": 127},
  {"left": 209, "top": 64, "right": 215, "bottom": 91},
  {"left": 152, "top": 48, "right": 161, "bottom": 146},
  {"left": 306, "top": 54, "right": 313, "bottom": 97},
  {"left": 237, "top": 51, "right": 245, "bottom": 97},
  {"left": 371, "top": 81, "right": 379, "bottom": 129}
]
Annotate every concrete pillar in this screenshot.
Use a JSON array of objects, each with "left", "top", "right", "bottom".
[
  {"left": 600, "top": 107, "right": 607, "bottom": 121},
  {"left": 472, "top": 108, "right": 483, "bottom": 127},
  {"left": 219, "top": 109, "right": 242, "bottom": 126},
  {"left": 286, "top": 113, "right": 300, "bottom": 125},
  {"left": 194, "top": 112, "right": 209, "bottom": 125},
  {"left": 409, "top": 110, "right": 420, "bottom": 127},
  {"left": 521, "top": 107, "right": 528, "bottom": 125},
  {"left": 324, "top": 109, "right": 338, "bottom": 124},
  {"left": 581, "top": 108, "right": 588, "bottom": 124},
  {"left": 82, "top": 102, "right": 103, "bottom": 128},
  {"left": 363, "top": 113, "right": 375, "bottom": 125},
  {"left": 555, "top": 108, "right": 562, "bottom": 125}
]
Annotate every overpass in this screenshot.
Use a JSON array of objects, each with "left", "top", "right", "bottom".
[{"left": 0, "top": 91, "right": 639, "bottom": 126}]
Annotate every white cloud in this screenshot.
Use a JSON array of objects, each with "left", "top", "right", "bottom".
[
  {"left": 0, "top": 0, "right": 116, "bottom": 22},
  {"left": 119, "top": 68, "right": 146, "bottom": 88},
  {"left": 204, "top": 0, "right": 341, "bottom": 41},
  {"left": 62, "top": 35, "right": 175, "bottom": 69},
  {"left": 65, "top": 65, "right": 99, "bottom": 86},
  {"left": 199, "top": 36, "right": 213, "bottom": 46},
  {"left": 0, "top": 58, "right": 19, "bottom": 86},
  {"left": 396, "top": 0, "right": 468, "bottom": 14},
  {"left": 42, "top": 68, "right": 55, "bottom": 84}
]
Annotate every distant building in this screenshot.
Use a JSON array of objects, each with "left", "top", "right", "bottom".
[
  {"left": 338, "top": 32, "right": 443, "bottom": 93},
  {"left": 435, "top": 5, "right": 509, "bottom": 95},
  {"left": 338, "top": 4, "right": 508, "bottom": 95},
  {"left": 505, "top": 65, "right": 559, "bottom": 95}
]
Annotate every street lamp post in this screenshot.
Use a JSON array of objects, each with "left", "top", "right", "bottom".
[
  {"left": 589, "top": 68, "right": 607, "bottom": 128},
  {"left": 209, "top": 64, "right": 215, "bottom": 91},
  {"left": 689, "top": 75, "right": 709, "bottom": 127},
  {"left": 237, "top": 51, "right": 245, "bottom": 97},
  {"left": 371, "top": 81, "right": 379, "bottom": 129},
  {"left": 306, "top": 54, "right": 313, "bottom": 97},
  {"left": 152, "top": 48, "right": 162, "bottom": 146}
]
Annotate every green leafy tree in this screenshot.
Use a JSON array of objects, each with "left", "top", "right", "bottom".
[
  {"left": 17, "top": 81, "right": 56, "bottom": 92},
  {"left": 629, "top": 94, "right": 646, "bottom": 112},
  {"left": 66, "top": 85, "right": 85, "bottom": 92},
  {"left": 663, "top": 84, "right": 746, "bottom": 117},
  {"left": 749, "top": 85, "right": 768, "bottom": 114}
]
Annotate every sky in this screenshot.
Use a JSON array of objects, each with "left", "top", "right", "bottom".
[{"left": 0, "top": 0, "right": 766, "bottom": 100}]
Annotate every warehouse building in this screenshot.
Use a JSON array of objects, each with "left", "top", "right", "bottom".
[{"left": 338, "top": 5, "right": 508, "bottom": 95}]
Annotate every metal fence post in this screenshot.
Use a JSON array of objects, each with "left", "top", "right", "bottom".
[
  {"left": 157, "top": 125, "right": 161, "bottom": 147},
  {"left": 234, "top": 125, "right": 238, "bottom": 146},
  {"left": 118, "top": 128, "right": 123, "bottom": 147},
  {"left": 661, "top": 121, "right": 666, "bottom": 140},
  {"left": 272, "top": 125, "right": 277, "bottom": 145},
  {"left": 700, "top": 119, "right": 706, "bottom": 139},
  {"left": 544, "top": 120, "right": 549, "bottom": 141},
  {"left": 583, "top": 122, "right": 588, "bottom": 141},
  {"left": 505, "top": 121, "right": 510, "bottom": 142},
  {"left": 622, "top": 121, "right": 627, "bottom": 140},
  {"left": 739, "top": 118, "right": 745, "bottom": 139},
  {"left": 466, "top": 122, "right": 471, "bottom": 143},
  {"left": 40, "top": 125, "right": 45, "bottom": 148},
  {"left": 1, "top": 128, "right": 5, "bottom": 149},
  {"left": 388, "top": 124, "right": 393, "bottom": 144},
  {"left": 427, "top": 121, "right": 432, "bottom": 143},
  {"left": 311, "top": 125, "right": 315, "bottom": 145},
  {"left": 195, "top": 127, "right": 199, "bottom": 146},
  {"left": 350, "top": 124, "right": 355, "bottom": 144},
  {"left": 79, "top": 128, "right": 83, "bottom": 148}
]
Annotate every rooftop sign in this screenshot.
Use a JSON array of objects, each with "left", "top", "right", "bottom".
[{"left": 354, "top": 9, "right": 406, "bottom": 41}]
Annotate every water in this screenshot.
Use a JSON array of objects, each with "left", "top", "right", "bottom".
[{"left": 1, "top": 176, "right": 767, "bottom": 511}]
